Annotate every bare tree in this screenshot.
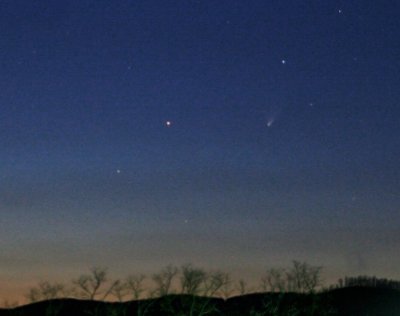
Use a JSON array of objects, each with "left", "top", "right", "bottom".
[
  {"left": 286, "top": 260, "right": 322, "bottom": 293},
  {"left": 260, "top": 268, "right": 286, "bottom": 292},
  {"left": 236, "top": 279, "right": 248, "bottom": 296},
  {"left": 72, "top": 267, "right": 119, "bottom": 300},
  {"left": 26, "top": 281, "right": 66, "bottom": 302},
  {"left": 180, "top": 264, "right": 207, "bottom": 295},
  {"left": 109, "top": 280, "right": 128, "bottom": 302},
  {"left": 203, "top": 271, "right": 231, "bottom": 297},
  {"left": 161, "top": 266, "right": 224, "bottom": 316},
  {"left": 125, "top": 274, "right": 146, "bottom": 300},
  {"left": 218, "top": 273, "right": 233, "bottom": 299},
  {"left": 152, "top": 265, "right": 178, "bottom": 297},
  {"left": 261, "top": 261, "right": 322, "bottom": 294}
]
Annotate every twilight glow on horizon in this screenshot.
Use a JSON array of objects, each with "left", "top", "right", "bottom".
[{"left": 1, "top": 0, "right": 400, "bottom": 303}]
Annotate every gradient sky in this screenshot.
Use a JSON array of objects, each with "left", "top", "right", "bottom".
[{"left": 1, "top": 0, "right": 400, "bottom": 303}]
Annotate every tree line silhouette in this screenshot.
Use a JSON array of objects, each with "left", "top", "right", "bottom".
[
  {"left": 3, "top": 261, "right": 337, "bottom": 316},
  {"left": 22, "top": 261, "right": 324, "bottom": 304},
  {"left": 335, "top": 275, "right": 400, "bottom": 291},
  {"left": 2, "top": 261, "right": 400, "bottom": 315}
]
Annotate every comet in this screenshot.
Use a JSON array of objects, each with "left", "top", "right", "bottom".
[{"left": 267, "top": 118, "right": 275, "bottom": 127}]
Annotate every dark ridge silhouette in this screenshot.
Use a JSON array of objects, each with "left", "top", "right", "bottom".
[
  {"left": 322, "top": 286, "right": 400, "bottom": 316},
  {"left": 223, "top": 292, "right": 321, "bottom": 316},
  {"left": 1, "top": 287, "right": 400, "bottom": 316}
]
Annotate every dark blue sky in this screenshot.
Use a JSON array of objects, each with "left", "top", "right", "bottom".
[{"left": 1, "top": 0, "right": 400, "bottom": 302}]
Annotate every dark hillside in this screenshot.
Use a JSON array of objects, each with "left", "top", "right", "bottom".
[
  {"left": 1, "top": 287, "right": 400, "bottom": 316},
  {"left": 0, "top": 296, "right": 224, "bottom": 316},
  {"left": 323, "top": 287, "right": 400, "bottom": 316}
]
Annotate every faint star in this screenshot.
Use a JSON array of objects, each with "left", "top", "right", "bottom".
[
  {"left": 338, "top": 9, "right": 342, "bottom": 14},
  {"left": 309, "top": 102, "right": 314, "bottom": 107},
  {"left": 116, "top": 169, "right": 121, "bottom": 174},
  {"left": 281, "top": 59, "right": 286, "bottom": 64}
]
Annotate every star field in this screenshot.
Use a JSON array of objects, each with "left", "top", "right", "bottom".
[{"left": 0, "top": 0, "right": 400, "bottom": 303}]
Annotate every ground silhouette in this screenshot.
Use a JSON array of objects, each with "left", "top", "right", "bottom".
[{"left": 1, "top": 287, "right": 400, "bottom": 316}]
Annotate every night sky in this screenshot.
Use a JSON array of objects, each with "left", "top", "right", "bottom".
[{"left": 1, "top": 0, "right": 400, "bottom": 302}]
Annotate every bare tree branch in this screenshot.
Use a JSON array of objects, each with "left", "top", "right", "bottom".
[
  {"left": 126, "top": 274, "right": 146, "bottom": 300},
  {"left": 180, "top": 264, "right": 207, "bottom": 295},
  {"left": 236, "top": 279, "right": 248, "bottom": 296},
  {"left": 72, "top": 267, "right": 111, "bottom": 300},
  {"left": 152, "top": 265, "right": 178, "bottom": 297},
  {"left": 26, "top": 281, "right": 66, "bottom": 302}
]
